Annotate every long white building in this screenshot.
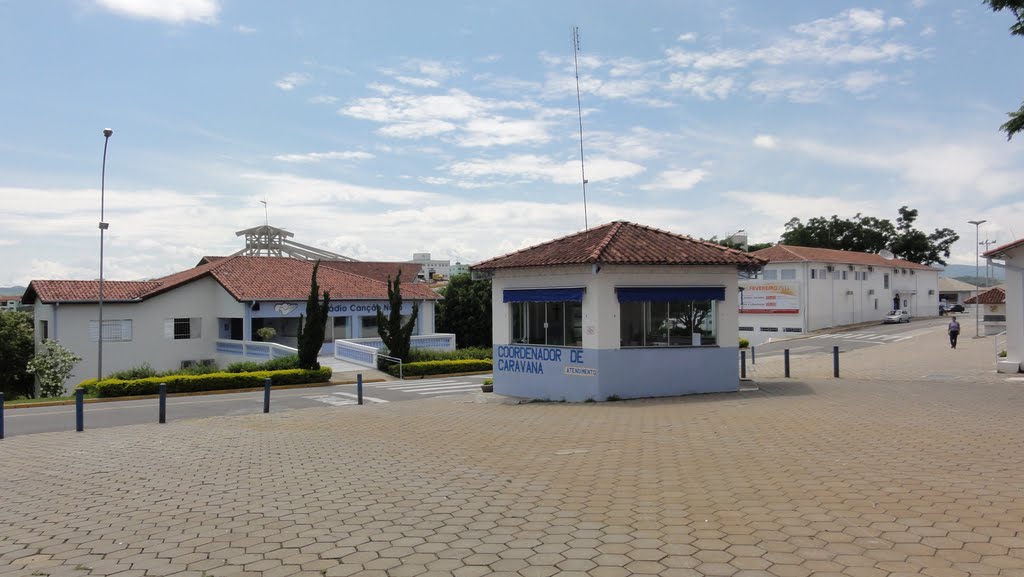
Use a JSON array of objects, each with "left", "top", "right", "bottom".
[
  {"left": 739, "top": 245, "right": 940, "bottom": 343},
  {"left": 23, "top": 256, "right": 441, "bottom": 391}
]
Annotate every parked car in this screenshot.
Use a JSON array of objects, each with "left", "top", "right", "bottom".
[
  {"left": 884, "top": 310, "right": 911, "bottom": 324},
  {"left": 947, "top": 304, "right": 965, "bottom": 313}
]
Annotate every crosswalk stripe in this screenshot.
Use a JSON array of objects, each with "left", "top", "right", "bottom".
[
  {"left": 380, "top": 382, "right": 475, "bottom": 392},
  {"left": 333, "top": 392, "right": 389, "bottom": 403},
  {"left": 304, "top": 395, "right": 357, "bottom": 406},
  {"left": 414, "top": 386, "right": 481, "bottom": 394},
  {"left": 373, "top": 380, "right": 461, "bottom": 389}
]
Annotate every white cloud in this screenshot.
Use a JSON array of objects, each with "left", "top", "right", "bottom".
[
  {"left": 273, "top": 151, "right": 375, "bottom": 163},
  {"left": 677, "top": 32, "right": 697, "bottom": 42},
  {"left": 842, "top": 70, "right": 888, "bottom": 94},
  {"left": 239, "top": 172, "right": 446, "bottom": 205},
  {"left": 639, "top": 169, "right": 708, "bottom": 191},
  {"left": 456, "top": 117, "right": 552, "bottom": 147},
  {"left": 93, "top": 0, "right": 219, "bottom": 24},
  {"left": 274, "top": 73, "right": 311, "bottom": 91},
  {"left": 753, "top": 135, "right": 779, "bottom": 149},
  {"left": 308, "top": 95, "right": 338, "bottom": 104},
  {"left": 748, "top": 75, "right": 827, "bottom": 103},
  {"left": 921, "top": 26, "right": 936, "bottom": 37},
  {"left": 395, "top": 76, "right": 441, "bottom": 88},
  {"left": 235, "top": 24, "right": 257, "bottom": 34},
  {"left": 666, "top": 72, "right": 736, "bottom": 100},
  {"left": 447, "top": 154, "right": 645, "bottom": 185},
  {"left": 378, "top": 119, "right": 458, "bottom": 138}
]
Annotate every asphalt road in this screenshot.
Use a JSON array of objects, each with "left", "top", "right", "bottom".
[
  {"left": 749, "top": 313, "right": 967, "bottom": 357},
  {"left": 1, "top": 374, "right": 490, "bottom": 438}
]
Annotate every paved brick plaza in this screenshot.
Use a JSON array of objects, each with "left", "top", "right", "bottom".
[{"left": 1, "top": 323, "right": 1022, "bottom": 577}]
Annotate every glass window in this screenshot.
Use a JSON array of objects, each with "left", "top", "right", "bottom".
[
  {"left": 841, "top": 270, "right": 848, "bottom": 280},
  {"left": 884, "top": 273, "right": 890, "bottom": 289},
  {"left": 761, "top": 269, "right": 778, "bottom": 280},
  {"left": 510, "top": 301, "right": 583, "bottom": 347},
  {"left": 360, "top": 315, "right": 378, "bottom": 338},
  {"left": 619, "top": 300, "right": 717, "bottom": 347},
  {"left": 90, "top": 319, "right": 133, "bottom": 342},
  {"left": 40, "top": 320, "right": 48, "bottom": 340},
  {"left": 780, "top": 269, "right": 796, "bottom": 280},
  {"left": 328, "top": 316, "right": 348, "bottom": 342},
  {"left": 810, "top": 269, "right": 816, "bottom": 279}
]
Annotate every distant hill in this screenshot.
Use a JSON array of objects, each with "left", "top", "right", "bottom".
[
  {"left": 0, "top": 285, "right": 25, "bottom": 296},
  {"left": 940, "top": 264, "right": 1004, "bottom": 281}
]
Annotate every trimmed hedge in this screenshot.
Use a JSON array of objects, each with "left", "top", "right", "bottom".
[
  {"left": 82, "top": 368, "right": 332, "bottom": 398},
  {"left": 387, "top": 359, "right": 492, "bottom": 377}
]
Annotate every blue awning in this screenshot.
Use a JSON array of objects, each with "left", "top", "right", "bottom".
[
  {"left": 616, "top": 286, "right": 726, "bottom": 303},
  {"left": 503, "top": 287, "right": 585, "bottom": 303}
]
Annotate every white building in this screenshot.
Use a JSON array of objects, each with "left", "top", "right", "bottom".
[
  {"left": 739, "top": 245, "right": 940, "bottom": 343},
  {"left": 409, "top": 253, "right": 451, "bottom": 280},
  {"left": 22, "top": 256, "right": 441, "bottom": 391},
  {"left": 473, "top": 221, "right": 765, "bottom": 402},
  {"left": 984, "top": 239, "right": 1024, "bottom": 374},
  {"left": 938, "top": 277, "right": 978, "bottom": 306}
]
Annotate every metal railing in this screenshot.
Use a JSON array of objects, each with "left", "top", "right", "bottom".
[
  {"left": 377, "top": 353, "right": 403, "bottom": 379},
  {"left": 216, "top": 339, "right": 298, "bottom": 360}
]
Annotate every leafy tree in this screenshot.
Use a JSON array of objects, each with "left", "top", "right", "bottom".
[
  {"left": 984, "top": 1, "right": 1024, "bottom": 139},
  {"left": 297, "top": 260, "right": 330, "bottom": 370},
  {"left": 436, "top": 273, "right": 492, "bottom": 348},
  {"left": 376, "top": 270, "right": 419, "bottom": 361},
  {"left": 780, "top": 206, "right": 959, "bottom": 265},
  {"left": 256, "top": 327, "right": 276, "bottom": 342},
  {"left": 26, "top": 339, "right": 81, "bottom": 398},
  {"left": 704, "top": 237, "right": 775, "bottom": 252},
  {"left": 0, "top": 311, "right": 35, "bottom": 399}
]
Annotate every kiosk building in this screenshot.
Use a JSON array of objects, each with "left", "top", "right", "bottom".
[{"left": 472, "top": 221, "right": 765, "bottom": 401}]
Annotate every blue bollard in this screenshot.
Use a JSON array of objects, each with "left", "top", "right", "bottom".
[
  {"left": 751, "top": 346, "right": 756, "bottom": 365},
  {"left": 263, "top": 377, "right": 271, "bottom": 414},
  {"left": 0, "top": 392, "right": 5, "bottom": 440},
  {"left": 833, "top": 345, "right": 840, "bottom": 378},
  {"left": 159, "top": 383, "right": 167, "bottom": 424},
  {"left": 740, "top": 350, "right": 747, "bottom": 379},
  {"left": 357, "top": 374, "right": 364, "bottom": 405},
  {"left": 75, "top": 389, "right": 84, "bottom": 432},
  {"left": 784, "top": 349, "right": 791, "bottom": 378}
]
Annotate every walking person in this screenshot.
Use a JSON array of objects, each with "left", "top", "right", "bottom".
[{"left": 948, "top": 316, "right": 961, "bottom": 349}]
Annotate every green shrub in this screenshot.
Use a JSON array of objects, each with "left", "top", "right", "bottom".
[
  {"left": 387, "top": 359, "right": 492, "bottom": 377},
  {"left": 1000, "top": 350, "right": 1008, "bottom": 358},
  {"left": 90, "top": 368, "right": 332, "bottom": 398},
  {"left": 482, "top": 378, "right": 493, "bottom": 386},
  {"left": 406, "top": 347, "right": 493, "bottom": 362},
  {"left": 106, "top": 363, "right": 159, "bottom": 380},
  {"left": 738, "top": 338, "right": 749, "bottom": 349},
  {"left": 77, "top": 378, "right": 99, "bottom": 395},
  {"left": 226, "top": 355, "right": 299, "bottom": 373}
]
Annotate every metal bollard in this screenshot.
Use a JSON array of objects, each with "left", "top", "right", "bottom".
[
  {"left": 833, "top": 345, "right": 840, "bottom": 378},
  {"left": 0, "top": 392, "right": 5, "bottom": 440},
  {"left": 159, "top": 383, "right": 167, "bottom": 424},
  {"left": 357, "top": 374, "right": 364, "bottom": 405},
  {"left": 263, "top": 377, "right": 271, "bottom": 414},
  {"left": 784, "top": 349, "right": 791, "bottom": 378},
  {"left": 75, "top": 389, "right": 84, "bottom": 432},
  {"left": 740, "top": 350, "right": 747, "bottom": 379},
  {"left": 751, "top": 346, "right": 756, "bottom": 365}
]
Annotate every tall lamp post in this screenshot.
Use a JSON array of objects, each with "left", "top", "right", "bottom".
[
  {"left": 968, "top": 219, "right": 986, "bottom": 338},
  {"left": 98, "top": 128, "right": 113, "bottom": 380}
]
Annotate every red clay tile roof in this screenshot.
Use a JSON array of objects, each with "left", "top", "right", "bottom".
[
  {"left": 23, "top": 256, "right": 440, "bottom": 304},
  {"left": 471, "top": 221, "right": 765, "bottom": 271},
  {"left": 319, "top": 261, "right": 424, "bottom": 284},
  {"left": 984, "top": 238, "right": 1024, "bottom": 258},
  {"left": 752, "top": 245, "right": 938, "bottom": 271},
  {"left": 964, "top": 287, "right": 1005, "bottom": 305}
]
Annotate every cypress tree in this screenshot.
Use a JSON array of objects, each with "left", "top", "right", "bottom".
[
  {"left": 376, "top": 270, "right": 419, "bottom": 361},
  {"left": 297, "top": 260, "right": 330, "bottom": 370}
]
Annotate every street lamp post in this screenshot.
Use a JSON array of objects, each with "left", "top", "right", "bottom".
[
  {"left": 98, "top": 128, "right": 113, "bottom": 380},
  {"left": 968, "top": 219, "right": 986, "bottom": 338}
]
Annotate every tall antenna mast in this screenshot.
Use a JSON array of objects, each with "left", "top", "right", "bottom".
[
  {"left": 573, "top": 26, "right": 589, "bottom": 230},
  {"left": 260, "top": 198, "right": 269, "bottom": 227}
]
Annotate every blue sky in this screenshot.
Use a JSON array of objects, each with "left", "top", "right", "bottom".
[{"left": 2, "top": 0, "right": 1022, "bottom": 286}]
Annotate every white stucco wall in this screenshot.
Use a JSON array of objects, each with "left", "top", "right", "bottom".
[
  {"left": 491, "top": 264, "right": 740, "bottom": 349},
  {"left": 995, "top": 249, "right": 1024, "bottom": 372},
  {"left": 38, "top": 276, "right": 228, "bottom": 391}
]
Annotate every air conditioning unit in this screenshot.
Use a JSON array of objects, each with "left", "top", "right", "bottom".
[
  {"left": 928, "top": 289, "right": 935, "bottom": 295},
  {"left": 868, "top": 289, "right": 875, "bottom": 295},
  {"left": 181, "top": 360, "right": 197, "bottom": 369},
  {"left": 845, "top": 290, "right": 854, "bottom": 295},
  {"left": 867, "top": 265, "right": 873, "bottom": 271},
  {"left": 826, "top": 265, "right": 834, "bottom": 272},
  {"left": 848, "top": 265, "right": 855, "bottom": 271}
]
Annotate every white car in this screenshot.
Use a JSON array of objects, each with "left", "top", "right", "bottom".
[{"left": 884, "top": 310, "right": 911, "bottom": 324}]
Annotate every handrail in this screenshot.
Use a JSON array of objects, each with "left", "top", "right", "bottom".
[
  {"left": 995, "top": 330, "right": 1008, "bottom": 358},
  {"left": 377, "top": 353, "right": 403, "bottom": 379}
]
